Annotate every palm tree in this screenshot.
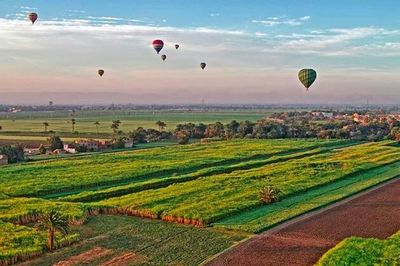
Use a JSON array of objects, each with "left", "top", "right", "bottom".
[
  {"left": 71, "top": 119, "right": 76, "bottom": 133},
  {"left": 155, "top": 121, "right": 167, "bottom": 132},
  {"left": 43, "top": 122, "right": 49, "bottom": 132},
  {"left": 260, "top": 185, "right": 281, "bottom": 204},
  {"left": 94, "top": 121, "right": 100, "bottom": 136},
  {"left": 111, "top": 120, "right": 121, "bottom": 133},
  {"left": 36, "top": 209, "right": 69, "bottom": 251}
]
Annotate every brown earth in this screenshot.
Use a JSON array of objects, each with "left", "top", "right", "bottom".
[
  {"left": 100, "top": 252, "right": 147, "bottom": 266},
  {"left": 53, "top": 247, "right": 112, "bottom": 266},
  {"left": 207, "top": 178, "right": 400, "bottom": 266}
]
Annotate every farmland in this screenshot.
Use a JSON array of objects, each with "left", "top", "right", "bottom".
[
  {"left": 0, "top": 109, "right": 278, "bottom": 139},
  {"left": 0, "top": 139, "right": 399, "bottom": 264},
  {"left": 317, "top": 231, "right": 400, "bottom": 265}
]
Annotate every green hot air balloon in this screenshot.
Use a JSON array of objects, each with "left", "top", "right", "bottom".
[{"left": 298, "top": 69, "right": 317, "bottom": 91}]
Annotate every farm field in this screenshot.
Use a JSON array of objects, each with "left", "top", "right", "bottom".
[
  {"left": 96, "top": 141, "right": 400, "bottom": 225},
  {"left": 0, "top": 139, "right": 399, "bottom": 265},
  {"left": 0, "top": 109, "right": 282, "bottom": 137},
  {"left": 317, "top": 231, "right": 400, "bottom": 265},
  {"left": 0, "top": 139, "right": 341, "bottom": 197},
  {"left": 19, "top": 215, "right": 248, "bottom": 266}
]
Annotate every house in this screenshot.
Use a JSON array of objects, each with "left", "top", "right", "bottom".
[
  {"left": 124, "top": 138, "right": 134, "bottom": 148},
  {"left": 0, "top": 155, "right": 8, "bottom": 166},
  {"left": 75, "top": 139, "right": 99, "bottom": 151},
  {"left": 64, "top": 144, "right": 77, "bottom": 153}
]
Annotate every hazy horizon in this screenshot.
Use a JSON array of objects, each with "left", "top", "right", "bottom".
[{"left": 1, "top": 0, "right": 399, "bottom": 105}]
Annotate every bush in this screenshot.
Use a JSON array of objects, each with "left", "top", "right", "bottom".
[{"left": 260, "top": 185, "right": 281, "bottom": 204}]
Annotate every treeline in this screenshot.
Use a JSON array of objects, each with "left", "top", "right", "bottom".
[{"left": 125, "top": 117, "right": 400, "bottom": 144}]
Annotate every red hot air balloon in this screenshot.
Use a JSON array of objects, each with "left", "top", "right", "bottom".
[
  {"left": 98, "top": 69, "right": 105, "bottom": 77},
  {"left": 152, "top": 40, "right": 164, "bottom": 54},
  {"left": 28, "top": 12, "right": 38, "bottom": 24}
]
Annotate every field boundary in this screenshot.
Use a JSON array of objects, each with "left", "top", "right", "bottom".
[{"left": 202, "top": 175, "right": 400, "bottom": 265}]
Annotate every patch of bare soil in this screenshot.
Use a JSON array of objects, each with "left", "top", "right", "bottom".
[
  {"left": 208, "top": 178, "right": 400, "bottom": 266},
  {"left": 100, "top": 252, "right": 147, "bottom": 266},
  {"left": 53, "top": 247, "right": 112, "bottom": 266}
]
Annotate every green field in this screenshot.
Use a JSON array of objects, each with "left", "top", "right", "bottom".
[
  {"left": 20, "top": 215, "right": 248, "bottom": 266},
  {"left": 0, "top": 109, "right": 278, "bottom": 136},
  {"left": 317, "top": 231, "right": 400, "bottom": 266},
  {"left": 0, "top": 139, "right": 399, "bottom": 265}
]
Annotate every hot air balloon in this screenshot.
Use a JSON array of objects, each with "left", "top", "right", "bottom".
[
  {"left": 200, "top": 62, "right": 206, "bottom": 70},
  {"left": 175, "top": 44, "right": 179, "bottom": 50},
  {"left": 152, "top": 40, "right": 164, "bottom": 54},
  {"left": 161, "top": 54, "right": 167, "bottom": 61},
  {"left": 98, "top": 69, "right": 105, "bottom": 77},
  {"left": 28, "top": 12, "right": 38, "bottom": 24},
  {"left": 298, "top": 69, "right": 317, "bottom": 91}
]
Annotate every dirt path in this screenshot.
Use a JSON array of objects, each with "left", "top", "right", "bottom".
[{"left": 207, "top": 177, "right": 400, "bottom": 266}]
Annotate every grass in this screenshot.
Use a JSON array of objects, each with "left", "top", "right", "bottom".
[
  {"left": 213, "top": 160, "right": 400, "bottom": 232},
  {"left": 317, "top": 231, "right": 400, "bottom": 266},
  {"left": 0, "top": 139, "right": 335, "bottom": 197},
  {"left": 95, "top": 141, "right": 400, "bottom": 225},
  {"left": 0, "top": 109, "right": 280, "bottom": 135},
  {"left": 0, "top": 139, "right": 398, "bottom": 265},
  {"left": 22, "top": 215, "right": 249, "bottom": 266},
  {"left": 0, "top": 221, "right": 80, "bottom": 265},
  {"left": 0, "top": 197, "right": 86, "bottom": 224}
]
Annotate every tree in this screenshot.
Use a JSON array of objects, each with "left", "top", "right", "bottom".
[
  {"left": 260, "top": 185, "right": 281, "bottom": 204},
  {"left": 94, "top": 121, "right": 100, "bottom": 136},
  {"left": 0, "top": 125, "right": 2, "bottom": 131},
  {"left": 176, "top": 131, "right": 189, "bottom": 145},
  {"left": 111, "top": 120, "right": 121, "bottom": 133},
  {"left": 43, "top": 122, "right": 49, "bottom": 132},
  {"left": 38, "top": 144, "right": 47, "bottom": 154},
  {"left": 155, "top": 121, "right": 167, "bottom": 132},
  {"left": 48, "top": 136, "right": 63, "bottom": 151},
  {"left": 36, "top": 209, "right": 69, "bottom": 251},
  {"left": 71, "top": 119, "right": 76, "bottom": 133},
  {"left": 0, "top": 145, "right": 24, "bottom": 163}
]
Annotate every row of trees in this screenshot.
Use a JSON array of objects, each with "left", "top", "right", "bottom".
[{"left": 121, "top": 117, "right": 400, "bottom": 144}]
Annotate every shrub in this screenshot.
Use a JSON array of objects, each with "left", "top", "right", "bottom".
[{"left": 260, "top": 185, "right": 281, "bottom": 204}]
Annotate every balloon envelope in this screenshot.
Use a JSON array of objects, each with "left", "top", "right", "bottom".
[
  {"left": 200, "top": 62, "right": 206, "bottom": 70},
  {"left": 298, "top": 69, "right": 317, "bottom": 91},
  {"left": 98, "top": 69, "right": 105, "bottom": 77},
  {"left": 175, "top": 44, "right": 179, "bottom": 50},
  {"left": 152, "top": 40, "right": 164, "bottom": 54},
  {"left": 161, "top": 54, "right": 167, "bottom": 61},
  {"left": 28, "top": 12, "right": 38, "bottom": 24}
]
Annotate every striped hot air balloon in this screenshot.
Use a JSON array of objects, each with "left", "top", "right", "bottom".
[
  {"left": 152, "top": 40, "right": 164, "bottom": 54},
  {"left": 298, "top": 69, "right": 317, "bottom": 91}
]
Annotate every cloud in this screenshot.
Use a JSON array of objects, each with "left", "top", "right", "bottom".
[
  {"left": 210, "top": 13, "right": 220, "bottom": 17},
  {"left": 252, "top": 15, "right": 311, "bottom": 27},
  {"left": 20, "top": 6, "right": 37, "bottom": 10},
  {"left": 270, "top": 27, "right": 400, "bottom": 56}
]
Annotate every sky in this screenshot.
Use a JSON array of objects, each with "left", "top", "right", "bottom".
[{"left": 0, "top": 0, "right": 399, "bottom": 105}]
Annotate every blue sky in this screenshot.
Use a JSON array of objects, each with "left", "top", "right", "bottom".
[{"left": 0, "top": 1, "right": 399, "bottom": 104}]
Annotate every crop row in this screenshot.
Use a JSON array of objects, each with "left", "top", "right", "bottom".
[
  {"left": 95, "top": 141, "right": 400, "bottom": 225},
  {"left": 59, "top": 142, "right": 353, "bottom": 202},
  {"left": 0, "top": 139, "right": 340, "bottom": 197}
]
